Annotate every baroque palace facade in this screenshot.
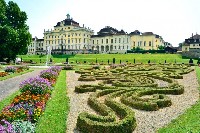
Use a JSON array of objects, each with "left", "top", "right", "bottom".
[{"left": 27, "top": 14, "right": 165, "bottom": 55}]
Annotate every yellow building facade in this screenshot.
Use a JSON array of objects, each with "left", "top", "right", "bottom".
[
  {"left": 43, "top": 14, "right": 94, "bottom": 54},
  {"left": 130, "top": 30, "right": 164, "bottom": 50}
]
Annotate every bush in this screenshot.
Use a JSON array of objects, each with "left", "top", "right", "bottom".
[
  {"left": 4, "top": 66, "right": 16, "bottom": 73},
  {"left": 19, "top": 77, "right": 51, "bottom": 94},
  {"left": 62, "top": 65, "right": 74, "bottom": 70}
]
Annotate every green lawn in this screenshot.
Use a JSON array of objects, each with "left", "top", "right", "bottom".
[
  {"left": 157, "top": 66, "right": 200, "bottom": 133},
  {"left": 35, "top": 70, "right": 69, "bottom": 133},
  {"left": 19, "top": 54, "right": 194, "bottom": 64},
  {"left": 0, "top": 91, "right": 20, "bottom": 111}
]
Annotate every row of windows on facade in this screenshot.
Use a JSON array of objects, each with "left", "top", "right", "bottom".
[
  {"left": 92, "top": 38, "right": 129, "bottom": 44},
  {"left": 49, "top": 45, "right": 129, "bottom": 50},
  {"left": 29, "top": 48, "right": 44, "bottom": 52},
  {"left": 45, "top": 33, "right": 90, "bottom": 39},
  {"left": 191, "top": 44, "right": 200, "bottom": 46},
  {"left": 30, "top": 43, "right": 43, "bottom": 47},
  {"left": 133, "top": 41, "right": 154, "bottom": 47},
  {"left": 45, "top": 38, "right": 88, "bottom": 45}
]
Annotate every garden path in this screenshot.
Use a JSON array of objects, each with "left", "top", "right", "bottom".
[{"left": 0, "top": 69, "right": 43, "bottom": 101}]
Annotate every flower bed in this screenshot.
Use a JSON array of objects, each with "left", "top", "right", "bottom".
[{"left": 0, "top": 66, "right": 61, "bottom": 132}]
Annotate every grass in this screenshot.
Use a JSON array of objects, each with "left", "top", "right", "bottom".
[
  {"left": 0, "top": 91, "right": 20, "bottom": 112},
  {"left": 35, "top": 70, "right": 69, "bottom": 133},
  {"left": 0, "top": 69, "right": 34, "bottom": 81},
  {"left": 157, "top": 66, "right": 200, "bottom": 133},
  {"left": 19, "top": 54, "right": 195, "bottom": 64}
]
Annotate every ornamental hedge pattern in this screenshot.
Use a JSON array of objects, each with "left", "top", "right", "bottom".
[{"left": 75, "top": 64, "right": 193, "bottom": 133}]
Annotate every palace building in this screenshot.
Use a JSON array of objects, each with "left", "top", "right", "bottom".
[
  {"left": 91, "top": 26, "right": 131, "bottom": 53},
  {"left": 130, "top": 30, "right": 164, "bottom": 50},
  {"left": 28, "top": 14, "right": 165, "bottom": 55}
]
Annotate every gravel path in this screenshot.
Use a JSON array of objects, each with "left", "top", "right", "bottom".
[
  {"left": 66, "top": 71, "right": 199, "bottom": 133},
  {"left": 66, "top": 71, "right": 100, "bottom": 133},
  {"left": 0, "top": 69, "right": 43, "bottom": 101}
]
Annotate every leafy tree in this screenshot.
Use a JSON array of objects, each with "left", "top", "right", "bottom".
[
  {"left": 158, "top": 45, "right": 165, "bottom": 50},
  {"left": 0, "top": 0, "right": 31, "bottom": 62}
]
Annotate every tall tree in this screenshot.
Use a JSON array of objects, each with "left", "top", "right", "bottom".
[{"left": 0, "top": 0, "right": 31, "bottom": 62}]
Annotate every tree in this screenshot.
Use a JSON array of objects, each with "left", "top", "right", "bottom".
[
  {"left": 0, "top": 0, "right": 31, "bottom": 62},
  {"left": 158, "top": 45, "right": 165, "bottom": 50}
]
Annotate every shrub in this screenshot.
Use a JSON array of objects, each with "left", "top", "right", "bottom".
[
  {"left": 92, "top": 65, "right": 100, "bottom": 69},
  {"left": 19, "top": 77, "right": 51, "bottom": 94},
  {"left": 62, "top": 65, "right": 74, "bottom": 70},
  {"left": 0, "top": 119, "right": 14, "bottom": 133},
  {"left": 4, "top": 66, "right": 16, "bottom": 73}
]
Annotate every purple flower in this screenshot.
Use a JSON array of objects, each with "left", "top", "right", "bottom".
[
  {"left": 19, "top": 77, "right": 51, "bottom": 94},
  {"left": 4, "top": 66, "right": 16, "bottom": 73},
  {"left": 0, "top": 119, "right": 14, "bottom": 133}
]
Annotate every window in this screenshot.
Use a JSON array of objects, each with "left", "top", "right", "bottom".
[
  {"left": 149, "top": 41, "right": 151, "bottom": 46},
  {"left": 144, "top": 41, "right": 146, "bottom": 46},
  {"left": 111, "top": 39, "right": 113, "bottom": 43},
  {"left": 68, "top": 34, "right": 70, "bottom": 37},
  {"left": 115, "top": 38, "right": 117, "bottom": 43},
  {"left": 119, "top": 46, "right": 121, "bottom": 49},
  {"left": 84, "top": 39, "right": 86, "bottom": 43},
  {"left": 106, "top": 39, "right": 108, "bottom": 44},
  {"left": 115, "top": 46, "right": 116, "bottom": 49},
  {"left": 93, "top": 40, "right": 94, "bottom": 44},
  {"left": 193, "top": 44, "right": 195, "bottom": 47},
  {"left": 102, "top": 39, "right": 103, "bottom": 44},
  {"left": 138, "top": 42, "right": 140, "bottom": 46},
  {"left": 68, "top": 27, "right": 70, "bottom": 29},
  {"left": 68, "top": 39, "right": 70, "bottom": 44},
  {"left": 119, "top": 38, "right": 121, "bottom": 43},
  {"left": 68, "top": 45, "right": 70, "bottom": 49},
  {"left": 123, "top": 46, "right": 124, "bottom": 49},
  {"left": 97, "top": 40, "right": 98, "bottom": 44}
]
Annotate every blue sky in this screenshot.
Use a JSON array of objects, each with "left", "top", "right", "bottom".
[{"left": 5, "top": 0, "right": 200, "bottom": 46}]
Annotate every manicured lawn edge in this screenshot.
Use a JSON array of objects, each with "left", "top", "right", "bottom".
[
  {"left": 0, "top": 69, "right": 34, "bottom": 81},
  {"left": 0, "top": 91, "right": 20, "bottom": 111},
  {"left": 157, "top": 66, "right": 200, "bottom": 133},
  {"left": 35, "top": 70, "right": 69, "bottom": 133}
]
